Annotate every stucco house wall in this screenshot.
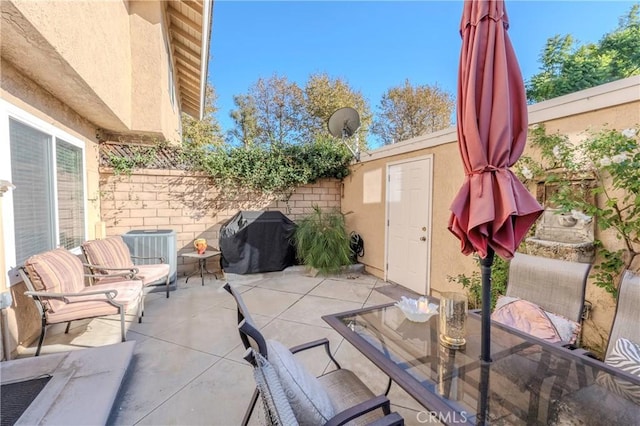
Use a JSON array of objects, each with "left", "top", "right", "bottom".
[
  {"left": 0, "top": 62, "right": 103, "bottom": 358},
  {"left": 342, "top": 76, "right": 640, "bottom": 353},
  {"left": 0, "top": 0, "right": 210, "bottom": 359}
]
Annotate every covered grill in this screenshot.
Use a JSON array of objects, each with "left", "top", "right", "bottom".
[{"left": 219, "top": 211, "right": 296, "bottom": 274}]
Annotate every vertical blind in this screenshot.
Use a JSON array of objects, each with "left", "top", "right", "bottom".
[
  {"left": 56, "top": 139, "right": 85, "bottom": 250},
  {"left": 9, "top": 118, "right": 85, "bottom": 265}
]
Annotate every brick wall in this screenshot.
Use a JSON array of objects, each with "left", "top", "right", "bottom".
[{"left": 99, "top": 168, "right": 342, "bottom": 275}]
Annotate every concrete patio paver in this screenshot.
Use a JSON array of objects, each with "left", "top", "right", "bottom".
[{"left": 14, "top": 267, "right": 430, "bottom": 425}]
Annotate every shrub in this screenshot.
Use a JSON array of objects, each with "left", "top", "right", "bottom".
[{"left": 294, "top": 205, "right": 352, "bottom": 275}]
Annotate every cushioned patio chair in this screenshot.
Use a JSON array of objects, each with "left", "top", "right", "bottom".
[
  {"left": 491, "top": 252, "right": 592, "bottom": 345},
  {"left": 82, "top": 236, "right": 171, "bottom": 298},
  {"left": 486, "top": 253, "right": 592, "bottom": 419},
  {"left": 242, "top": 345, "right": 404, "bottom": 426},
  {"left": 604, "top": 269, "right": 640, "bottom": 359},
  {"left": 19, "top": 248, "right": 144, "bottom": 356},
  {"left": 223, "top": 283, "right": 404, "bottom": 426},
  {"left": 549, "top": 269, "right": 640, "bottom": 424},
  {"left": 238, "top": 322, "right": 404, "bottom": 426}
]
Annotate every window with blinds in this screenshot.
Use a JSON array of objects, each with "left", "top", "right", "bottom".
[{"left": 9, "top": 118, "right": 85, "bottom": 265}]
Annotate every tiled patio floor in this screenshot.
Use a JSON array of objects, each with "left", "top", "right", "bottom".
[{"left": 17, "top": 267, "right": 432, "bottom": 425}]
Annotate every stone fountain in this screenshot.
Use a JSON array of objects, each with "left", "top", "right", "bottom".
[{"left": 525, "top": 208, "right": 595, "bottom": 263}]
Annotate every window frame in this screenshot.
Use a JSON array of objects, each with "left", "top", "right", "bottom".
[{"left": 0, "top": 99, "right": 89, "bottom": 285}]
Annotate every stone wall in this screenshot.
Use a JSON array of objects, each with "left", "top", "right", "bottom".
[{"left": 99, "top": 168, "right": 342, "bottom": 276}]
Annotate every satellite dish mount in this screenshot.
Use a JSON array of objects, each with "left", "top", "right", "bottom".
[{"left": 328, "top": 107, "right": 361, "bottom": 162}]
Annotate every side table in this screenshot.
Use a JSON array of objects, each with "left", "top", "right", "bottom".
[{"left": 180, "top": 250, "right": 222, "bottom": 286}]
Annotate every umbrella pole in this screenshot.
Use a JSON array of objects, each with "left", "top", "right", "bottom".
[
  {"left": 479, "top": 247, "right": 494, "bottom": 363},
  {"left": 477, "top": 247, "right": 494, "bottom": 424},
  {"left": 477, "top": 360, "right": 491, "bottom": 425}
]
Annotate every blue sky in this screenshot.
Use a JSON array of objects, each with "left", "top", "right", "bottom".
[{"left": 209, "top": 1, "right": 637, "bottom": 147}]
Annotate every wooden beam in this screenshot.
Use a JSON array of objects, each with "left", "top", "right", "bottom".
[
  {"left": 179, "top": 78, "right": 200, "bottom": 93},
  {"left": 180, "top": 94, "right": 199, "bottom": 107},
  {"left": 181, "top": 102, "right": 199, "bottom": 117},
  {"left": 181, "top": 0, "right": 203, "bottom": 15},
  {"left": 168, "top": 7, "right": 201, "bottom": 33},
  {"left": 180, "top": 77, "right": 200, "bottom": 95},
  {"left": 173, "top": 37, "right": 200, "bottom": 58},
  {"left": 179, "top": 75, "right": 200, "bottom": 92},
  {"left": 171, "top": 25, "right": 201, "bottom": 47},
  {"left": 180, "top": 94, "right": 200, "bottom": 110},
  {"left": 175, "top": 51, "right": 200, "bottom": 73}
]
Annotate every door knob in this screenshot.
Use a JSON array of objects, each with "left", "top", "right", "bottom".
[{"left": 420, "top": 236, "right": 426, "bottom": 241}]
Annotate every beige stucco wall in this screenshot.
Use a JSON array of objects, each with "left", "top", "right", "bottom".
[
  {"left": 0, "top": 61, "right": 102, "bottom": 359},
  {"left": 343, "top": 77, "right": 640, "bottom": 355},
  {"left": 129, "top": 1, "right": 181, "bottom": 141},
  {"left": 2, "top": 0, "right": 181, "bottom": 141},
  {"left": 342, "top": 131, "right": 476, "bottom": 295},
  {"left": 0, "top": 0, "right": 192, "bottom": 359}
]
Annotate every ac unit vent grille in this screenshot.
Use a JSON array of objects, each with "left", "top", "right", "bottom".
[{"left": 122, "top": 230, "right": 177, "bottom": 284}]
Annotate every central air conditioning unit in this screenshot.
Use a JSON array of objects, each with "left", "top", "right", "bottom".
[{"left": 122, "top": 229, "right": 177, "bottom": 292}]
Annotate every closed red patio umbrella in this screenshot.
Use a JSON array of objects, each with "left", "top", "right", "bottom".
[{"left": 448, "top": 0, "right": 543, "bottom": 364}]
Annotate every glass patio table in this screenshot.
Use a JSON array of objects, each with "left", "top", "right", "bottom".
[{"left": 322, "top": 302, "right": 640, "bottom": 425}]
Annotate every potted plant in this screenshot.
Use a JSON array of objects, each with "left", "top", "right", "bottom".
[{"left": 294, "top": 205, "right": 352, "bottom": 275}]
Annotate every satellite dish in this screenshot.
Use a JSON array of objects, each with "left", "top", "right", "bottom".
[
  {"left": 328, "top": 107, "right": 361, "bottom": 161},
  {"left": 328, "top": 107, "right": 361, "bottom": 138}
]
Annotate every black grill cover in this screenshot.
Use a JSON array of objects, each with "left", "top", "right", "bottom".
[{"left": 219, "top": 211, "right": 296, "bottom": 274}]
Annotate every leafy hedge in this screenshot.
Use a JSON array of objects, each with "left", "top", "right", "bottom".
[
  {"left": 106, "top": 136, "right": 353, "bottom": 197},
  {"left": 195, "top": 137, "right": 352, "bottom": 195}
]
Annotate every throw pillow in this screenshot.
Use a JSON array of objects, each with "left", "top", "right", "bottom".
[
  {"left": 252, "top": 350, "right": 299, "bottom": 426},
  {"left": 595, "top": 337, "right": 640, "bottom": 405},
  {"left": 266, "top": 340, "right": 335, "bottom": 425},
  {"left": 491, "top": 296, "right": 580, "bottom": 343}
]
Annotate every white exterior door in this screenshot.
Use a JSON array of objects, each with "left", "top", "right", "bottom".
[{"left": 386, "top": 156, "right": 433, "bottom": 295}]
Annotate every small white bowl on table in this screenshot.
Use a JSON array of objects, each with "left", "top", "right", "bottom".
[{"left": 395, "top": 296, "right": 439, "bottom": 322}]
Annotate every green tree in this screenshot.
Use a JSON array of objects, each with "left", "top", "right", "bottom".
[
  {"left": 229, "top": 74, "right": 305, "bottom": 148},
  {"left": 181, "top": 84, "right": 224, "bottom": 148},
  {"left": 371, "top": 79, "right": 454, "bottom": 145},
  {"left": 527, "top": 5, "right": 640, "bottom": 103},
  {"left": 303, "top": 73, "right": 372, "bottom": 150},
  {"left": 227, "top": 94, "right": 261, "bottom": 148}
]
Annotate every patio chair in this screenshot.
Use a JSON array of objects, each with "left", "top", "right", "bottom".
[
  {"left": 238, "top": 321, "right": 404, "bottom": 426},
  {"left": 82, "top": 236, "right": 171, "bottom": 298},
  {"left": 491, "top": 252, "right": 592, "bottom": 344},
  {"left": 223, "top": 283, "right": 404, "bottom": 426},
  {"left": 19, "top": 248, "right": 144, "bottom": 356},
  {"left": 487, "top": 253, "right": 591, "bottom": 419},
  {"left": 242, "top": 345, "right": 404, "bottom": 426},
  {"left": 549, "top": 269, "right": 640, "bottom": 424},
  {"left": 603, "top": 269, "right": 640, "bottom": 359}
]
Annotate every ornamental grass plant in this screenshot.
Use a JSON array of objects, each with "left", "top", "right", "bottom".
[{"left": 294, "top": 205, "right": 352, "bottom": 275}]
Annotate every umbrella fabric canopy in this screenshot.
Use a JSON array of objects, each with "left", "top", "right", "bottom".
[
  {"left": 448, "top": 2, "right": 544, "bottom": 421},
  {"left": 449, "top": 0, "right": 543, "bottom": 261}
]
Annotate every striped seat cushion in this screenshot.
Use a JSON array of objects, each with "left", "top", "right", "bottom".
[
  {"left": 24, "top": 249, "right": 87, "bottom": 313},
  {"left": 82, "top": 236, "right": 134, "bottom": 271},
  {"left": 45, "top": 280, "right": 143, "bottom": 324},
  {"left": 596, "top": 337, "right": 640, "bottom": 405}
]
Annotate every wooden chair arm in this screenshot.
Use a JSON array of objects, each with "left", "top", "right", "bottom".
[{"left": 325, "top": 395, "right": 392, "bottom": 426}]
